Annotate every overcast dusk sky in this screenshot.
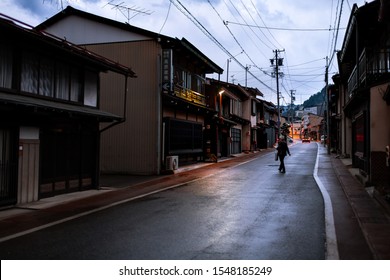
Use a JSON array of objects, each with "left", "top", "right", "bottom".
[{"left": 0, "top": 0, "right": 371, "bottom": 104}]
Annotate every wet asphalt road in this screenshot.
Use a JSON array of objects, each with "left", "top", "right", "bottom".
[{"left": 0, "top": 143, "right": 325, "bottom": 259}]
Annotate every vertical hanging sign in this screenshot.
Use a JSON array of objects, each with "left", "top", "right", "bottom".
[{"left": 162, "top": 49, "right": 173, "bottom": 94}]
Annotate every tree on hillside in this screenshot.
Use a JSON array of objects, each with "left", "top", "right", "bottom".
[{"left": 302, "top": 86, "right": 326, "bottom": 107}]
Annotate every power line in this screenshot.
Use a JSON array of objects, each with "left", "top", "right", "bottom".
[
  {"left": 328, "top": 0, "right": 344, "bottom": 66},
  {"left": 288, "top": 58, "right": 326, "bottom": 68},
  {"left": 328, "top": 0, "right": 339, "bottom": 61},
  {"left": 207, "top": 1, "right": 251, "bottom": 63},
  {"left": 171, "top": 0, "right": 331, "bottom": 101},
  {"left": 287, "top": 73, "right": 326, "bottom": 77},
  {"left": 208, "top": 0, "right": 265, "bottom": 75},
  {"left": 221, "top": 0, "right": 269, "bottom": 60},
  {"left": 225, "top": 21, "right": 346, "bottom": 31},
  {"left": 250, "top": 0, "right": 283, "bottom": 49},
  {"left": 327, "top": 0, "right": 337, "bottom": 58},
  {"left": 170, "top": 0, "right": 275, "bottom": 93},
  {"left": 238, "top": 0, "right": 276, "bottom": 50},
  {"left": 159, "top": 0, "right": 172, "bottom": 34}
]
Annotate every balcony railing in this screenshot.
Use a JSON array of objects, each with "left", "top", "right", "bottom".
[
  {"left": 348, "top": 47, "right": 390, "bottom": 98},
  {"left": 173, "top": 84, "right": 206, "bottom": 106}
]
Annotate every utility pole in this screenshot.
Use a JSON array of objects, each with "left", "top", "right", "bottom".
[
  {"left": 271, "top": 49, "right": 285, "bottom": 140},
  {"left": 325, "top": 56, "right": 330, "bottom": 155},
  {"left": 325, "top": 57, "right": 332, "bottom": 155},
  {"left": 290, "top": 89, "right": 295, "bottom": 139},
  {"left": 290, "top": 89, "right": 296, "bottom": 123},
  {"left": 226, "top": 58, "right": 230, "bottom": 83},
  {"left": 245, "top": 65, "right": 251, "bottom": 88},
  {"left": 226, "top": 51, "right": 243, "bottom": 83}
]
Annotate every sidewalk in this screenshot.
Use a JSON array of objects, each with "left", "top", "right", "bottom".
[
  {"left": 0, "top": 146, "right": 389, "bottom": 259},
  {"left": 316, "top": 144, "right": 390, "bottom": 259},
  {"left": 331, "top": 158, "right": 390, "bottom": 259}
]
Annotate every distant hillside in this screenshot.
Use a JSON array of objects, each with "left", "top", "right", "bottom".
[{"left": 302, "top": 86, "right": 326, "bottom": 107}]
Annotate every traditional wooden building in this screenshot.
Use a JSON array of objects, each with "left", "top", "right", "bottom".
[
  {"left": 37, "top": 6, "right": 223, "bottom": 174},
  {"left": 243, "top": 86, "right": 264, "bottom": 151},
  {"left": 204, "top": 80, "right": 262, "bottom": 159},
  {"left": 256, "top": 100, "right": 278, "bottom": 149},
  {"left": 328, "top": 81, "right": 341, "bottom": 152},
  {"left": 337, "top": 0, "right": 390, "bottom": 190},
  {"left": 301, "top": 113, "right": 323, "bottom": 142},
  {"left": 0, "top": 14, "right": 135, "bottom": 206}
]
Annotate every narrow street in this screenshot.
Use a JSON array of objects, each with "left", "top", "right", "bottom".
[{"left": 0, "top": 143, "right": 326, "bottom": 259}]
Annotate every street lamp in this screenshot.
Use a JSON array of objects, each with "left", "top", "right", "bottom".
[
  {"left": 215, "top": 89, "right": 225, "bottom": 162},
  {"left": 218, "top": 90, "right": 224, "bottom": 118}
]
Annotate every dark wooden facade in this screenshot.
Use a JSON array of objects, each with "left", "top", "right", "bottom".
[
  {"left": 337, "top": 0, "right": 390, "bottom": 190},
  {"left": 0, "top": 14, "right": 134, "bottom": 206},
  {"left": 37, "top": 7, "right": 223, "bottom": 172}
]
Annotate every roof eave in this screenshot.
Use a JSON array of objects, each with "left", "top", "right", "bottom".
[{"left": 0, "top": 13, "right": 136, "bottom": 78}]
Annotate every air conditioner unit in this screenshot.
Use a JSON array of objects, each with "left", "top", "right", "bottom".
[{"left": 166, "top": 156, "right": 179, "bottom": 170}]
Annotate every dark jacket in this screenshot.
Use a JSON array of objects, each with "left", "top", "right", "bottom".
[{"left": 277, "top": 141, "right": 290, "bottom": 157}]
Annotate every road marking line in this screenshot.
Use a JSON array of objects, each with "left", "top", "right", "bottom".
[{"left": 313, "top": 143, "right": 340, "bottom": 260}]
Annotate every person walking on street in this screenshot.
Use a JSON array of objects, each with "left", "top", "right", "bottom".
[{"left": 277, "top": 137, "right": 291, "bottom": 173}]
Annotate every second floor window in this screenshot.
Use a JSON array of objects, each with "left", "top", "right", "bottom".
[
  {"left": 56, "top": 63, "right": 70, "bottom": 100},
  {"left": 84, "top": 71, "right": 98, "bottom": 107},
  {"left": 181, "top": 70, "right": 191, "bottom": 89},
  {"left": 21, "top": 52, "right": 39, "bottom": 94},
  {"left": 0, "top": 46, "right": 99, "bottom": 108},
  {"left": 0, "top": 44, "right": 13, "bottom": 89},
  {"left": 230, "top": 98, "right": 242, "bottom": 117},
  {"left": 21, "top": 52, "right": 84, "bottom": 103},
  {"left": 174, "top": 67, "right": 204, "bottom": 94},
  {"left": 264, "top": 111, "right": 270, "bottom": 123},
  {"left": 251, "top": 100, "right": 256, "bottom": 116},
  {"left": 40, "top": 58, "right": 55, "bottom": 97},
  {"left": 70, "top": 67, "right": 82, "bottom": 103}
]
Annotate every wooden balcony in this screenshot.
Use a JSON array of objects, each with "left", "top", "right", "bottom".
[
  {"left": 348, "top": 47, "right": 390, "bottom": 98},
  {"left": 173, "top": 84, "right": 206, "bottom": 106}
]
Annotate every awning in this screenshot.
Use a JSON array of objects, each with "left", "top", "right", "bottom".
[
  {"left": 220, "top": 117, "right": 237, "bottom": 125},
  {"left": 0, "top": 92, "right": 121, "bottom": 122}
]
